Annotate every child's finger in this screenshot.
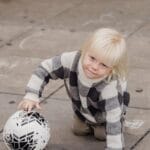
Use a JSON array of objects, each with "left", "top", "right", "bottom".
[
  {"left": 27, "top": 104, "right": 33, "bottom": 113},
  {"left": 36, "top": 103, "right": 41, "bottom": 110},
  {"left": 24, "top": 103, "right": 30, "bottom": 111}
]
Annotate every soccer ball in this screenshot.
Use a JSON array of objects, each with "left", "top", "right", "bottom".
[{"left": 3, "top": 110, "right": 50, "bottom": 150}]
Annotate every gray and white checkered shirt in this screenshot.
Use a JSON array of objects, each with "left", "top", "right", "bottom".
[{"left": 24, "top": 51, "right": 130, "bottom": 150}]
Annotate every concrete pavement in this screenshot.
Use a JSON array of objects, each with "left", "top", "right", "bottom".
[{"left": 0, "top": 0, "right": 150, "bottom": 149}]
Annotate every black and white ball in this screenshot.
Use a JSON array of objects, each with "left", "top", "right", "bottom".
[{"left": 3, "top": 110, "right": 50, "bottom": 150}]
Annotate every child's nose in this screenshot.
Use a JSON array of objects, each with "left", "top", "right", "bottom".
[{"left": 92, "top": 62, "right": 99, "bottom": 70}]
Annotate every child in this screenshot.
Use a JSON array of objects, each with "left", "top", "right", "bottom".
[{"left": 18, "top": 28, "right": 130, "bottom": 150}]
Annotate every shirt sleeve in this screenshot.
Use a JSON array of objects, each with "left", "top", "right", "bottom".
[
  {"left": 24, "top": 51, "right": 77, "bottom": 102},
  {"left": 101, "top": 80, "right": 125, "bottom": 150},
  {"left": 105, "top": 104, "right": 124, "bottom": 150},
  {"left": 118, "top": 78, "right": 130, "bottom": 114}
]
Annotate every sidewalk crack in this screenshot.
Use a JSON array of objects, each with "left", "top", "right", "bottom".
[{"left": 130, "top": 128, "right": 150, "bottom": 149}]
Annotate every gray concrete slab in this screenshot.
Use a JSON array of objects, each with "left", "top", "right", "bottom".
[
  {"left": 48, "top": 83, "right": 150, "bottom": 147},
  {"left": 0, "top": 0, "right": 150, "bottom": 149},
  {"left": 128, "top": 23, "right": 150, "bottom": 62},
  {"left": 134, "top": 134, "right": 150, "bottom": 150},
  {"left": 0, "top": 0, "right": 82, "bottom": 26},
  {"left": 127, "top": 23, "right": 150, "bottom": 108},
  {"left": 47, "top": 0, "right": 150, "bottom": 34},
  {"left": 125, "top": 108, "right": 150, "bottom": 136},
  {"left": 0, "top": 29, "right": 90, "bottom": 58},
  {"left": 0, "top": 55, "right": 64, "bottom": 95},
  {"left": 0, "top": 25, "right": 32, "bottom": 46},
  {"left": 50, "top": 86, "right": 69, "bottom": 101},
  {"left": 128, "top": 68, "right": 150, "bottom": 108},
  {"left": 0, "top": 94, "right": 106, "bottom": 150},
  {"left": 0, "top": 94, "right": 138, "bottom": 150},
  {"left": 50, "top": 89, "right": 150, "bottom": 137}
]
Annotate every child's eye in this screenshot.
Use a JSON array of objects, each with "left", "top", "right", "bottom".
[
  {"left": 101, "top": 63, "right": 108, "bottom": 68},
  {"left": 90, "top": 56, "right": 95, "bottom": 60}
]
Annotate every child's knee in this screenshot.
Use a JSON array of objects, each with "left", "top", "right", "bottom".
[
  {"left": 72, "top": 115, "right": 92, "bottom": 136},
  {"left": 93, "top": 126, "right": 106, "bottom": 141}
]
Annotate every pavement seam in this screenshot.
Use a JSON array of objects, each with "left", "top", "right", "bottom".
[
  {"left": 129, "top": 106, "right": 150, "bottom": 110},
  {"left": 0, "top": 91, "right": 24, "bottom": 96},
  {"left": 1, "top": 91, "right": 150, "bottom": 109},
  {"left": 50, "top": 0, "right": 84, "bottom": 19},
  {"left": 130, "top": 128, "right": 150, "bottom": 150},
  {"left": 40, "top": 84, "right": 64, "bottom": 103},
  {"left": 127, "top": 21, "right": 149, "bottom": 39},
  {"left": 0, "top": 84, "right": 65, "bottom": 101}
]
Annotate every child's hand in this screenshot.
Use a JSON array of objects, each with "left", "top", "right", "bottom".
[{"left": 18, "top": 99, "right": 41, "bottom": 112}]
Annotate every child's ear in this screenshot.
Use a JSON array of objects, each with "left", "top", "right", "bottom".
[
  {"left": 110, "top": 69, "right": 114, "bottom": 75},
  {"left": 108, "top": 68, "right": 114, "bottom": 77}
]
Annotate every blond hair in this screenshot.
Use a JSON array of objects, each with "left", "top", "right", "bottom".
[{"left": 81, "top": 28, "right": 127, "bottom": 79}]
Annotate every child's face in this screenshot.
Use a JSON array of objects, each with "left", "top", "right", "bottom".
[{"left": 82, "top": 50, "right": 113, "bottom": 79}]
